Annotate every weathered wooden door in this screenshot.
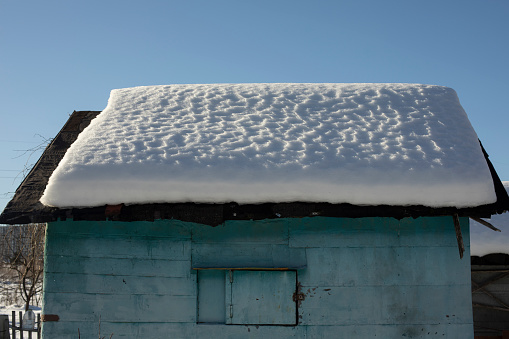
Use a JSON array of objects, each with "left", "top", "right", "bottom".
[{"left": 226, "top": 270, "right": 296, "bottom": 325}]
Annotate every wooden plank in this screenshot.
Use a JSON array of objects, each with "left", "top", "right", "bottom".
[
  {"left": 194, "top": 267, "right": 294, "bottom": 271},
  {"left": 299, "top": 286, "right": 377, "bottom": 325},
  {"left": 197, "top": 270, "right": 226, "bottom": 323},
  {"left": 45, "top": 256, "right": 191, "bottom": 278},
  {"left": 195, "top": 324, "right": 305, "bottom": 338},
  {"left": 453, "top": 214, "right": 465, "bottom": 259},
  {"left": 41, "top": 293, "right": 196, "bottom": 323},
  {"left": 470, "top": 216, "right": 501, "bottom": 232},
  {"left": 289, "top": 216, "right": 468, "bottom": 248},
  {"left": 42, "top": 321, "right": 197, "bottom": 339},
  {"left": 125, "top": 322, "right": 196, "bottom": 339},
  {"left": 45, "top": 237, "right": 190, "bottom": 260},
  {"left": 304, "top": 323, "right": 474, "bottom": 338},
  {"left": 192, "top": 219, "right": 288, "bottom": 244},
  {"left": 192, "top": 244, "right": 306, "bottom": 269},
  {"left": 43, "top": 321, "right": 471, "bottom": 339},
  {"left": 47, "top": 220, "right": 192, "bottom": 239},
  {"left": 298, "top": 285, "right": 472, "bottom": 326},
  {"left": 47, "top": 321, "right": 306, "bottom": 339},
  {"left": 289, "top": 217, "right": 380, "bottom": 248},
  {"left": 299, "top": 246, "right": 470, "bottom": 287},
  {"left": 44, "top": 272, "right": 196, "bottom": 296}
]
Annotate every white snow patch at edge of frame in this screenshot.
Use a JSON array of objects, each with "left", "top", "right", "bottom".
[{"left": 40, "top": 83, "right": 496, "bottom": 208}]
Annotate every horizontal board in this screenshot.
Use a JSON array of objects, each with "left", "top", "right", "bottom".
[
  {"left": 299, "top": 246, "right": 470, "bottom": 286},
  {"left": 304, "top": 324, "right": 474, "bottom": 339},
  {"left": 42, "top": 321, "right": 306, "bottom": 339},
  {"left": 195, "top": 324, "right": 305, "bottom": 338},
  {"left": 42, "top": 322, "right": 475, "bottom": 339},
  {"left": 45, "top": 236, "right": 190, "bottom": 260},
  {"left": 45, "top": 255, "right": 191, "bottom": 278},
  {"left": 42, "top": 292, "right": 196, "bottom": 322},
  {"left": 192, "top": 244, "right": 306, "bottom": 268},
  {"left": 192, "top": 218, "right": 288, "bottom": 244},
  {"left": 298, "top": 285, "right": 472, "bottom": 325},
  {"left": 42, "top": 321, "right": 197, "bottom": 339},
  {"left": 47, "top": 219, "right": 192, "bottom": 239},
  {"left": 44, "top": 272, "right": 196, "bottom": 295},
  {"left": 289, "top": 216, "right": 469, "bottom": 248}
]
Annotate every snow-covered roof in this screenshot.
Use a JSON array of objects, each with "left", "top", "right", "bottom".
[
  {"left": 40, "top": 83, "right": 496, "bottom": 208},
  {"left": 471, "top": 182, "right": 509, "bottom": 256}
]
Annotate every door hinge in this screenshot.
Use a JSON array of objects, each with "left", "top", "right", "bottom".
[{"left": 229, "top": 304, "right": 233, "bottom": 318}]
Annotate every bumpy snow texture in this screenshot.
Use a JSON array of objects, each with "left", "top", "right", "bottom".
[{"left": 41, "top": 83, "right": 495, "bottom": 208}]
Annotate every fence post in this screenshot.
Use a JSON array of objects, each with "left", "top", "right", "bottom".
[
  {"left": 0, "top": 314, "right": 9, "bottom": 339},
  {"left": 5, "top": 311, "right": 42, "bottom": 339},
  {"left": 37, "top": 314, "right": 41, "bottom": 339},
  {"left": 11, "top": 312, "right": 15, "bottom": 339},
  {"left": 18, "top": 312, "right": 22, "bottom": 339}
]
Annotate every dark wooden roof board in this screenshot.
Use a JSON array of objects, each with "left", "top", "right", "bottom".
[{"left": 0, "top": 111, "right": 100, "bottom": 224}]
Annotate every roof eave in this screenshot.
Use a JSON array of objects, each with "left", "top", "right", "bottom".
[
  {"left": 0, "top": 201, "right": 504, "bottom": 227},
  {"left": 2, "top": 112, "right": 508, "bottom": 226}
]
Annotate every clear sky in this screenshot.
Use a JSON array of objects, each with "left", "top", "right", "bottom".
[{"left": 1, "top": 0, "right": 508, "bottom": 213}]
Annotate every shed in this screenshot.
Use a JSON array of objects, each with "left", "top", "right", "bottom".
[
  {"left": 470, "top": 183, "right": 509, "bottom": 339},
  {"left": 1, "top": 83, "right": 508, "bottom": 339}
]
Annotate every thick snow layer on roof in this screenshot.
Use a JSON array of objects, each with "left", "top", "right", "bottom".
[
  {"left": 40, "top": 83, "right": 496, "bottom": 208},
  {"left": 471, "top": 182, "right": 509, "bottom": 256}
]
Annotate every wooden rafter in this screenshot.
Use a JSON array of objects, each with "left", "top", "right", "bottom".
[
  {"left": 470, "top": 216, "right": 502, "bottom": 232},
  {"left": 453, "top": 214, "right": 465, "bottom": 259}
]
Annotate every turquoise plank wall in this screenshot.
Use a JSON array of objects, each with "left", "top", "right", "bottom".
[{"left": 42, "top": 216, "right": 473, "bottom": 338}]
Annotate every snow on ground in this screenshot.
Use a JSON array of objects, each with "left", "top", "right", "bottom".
[
  {"left": 40, "top": 83, "right": 496, "bottom": 208},
  {"left": 470, "top": 181, "right": 509, "bottom": 256},
  {"left": 0, "top": 303, "right": 41, "bottom": 318},
  {"left": 0, "top": 303, "right": 41, "bottom": 339}
]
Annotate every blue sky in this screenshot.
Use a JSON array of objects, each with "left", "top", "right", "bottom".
[{"left": 1, "top": 0, "right": 508, "bottom": 213}]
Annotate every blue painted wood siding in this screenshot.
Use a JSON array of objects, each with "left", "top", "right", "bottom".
[{"left": 42, "top": 216, "right": 473, "bottom": 338}]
